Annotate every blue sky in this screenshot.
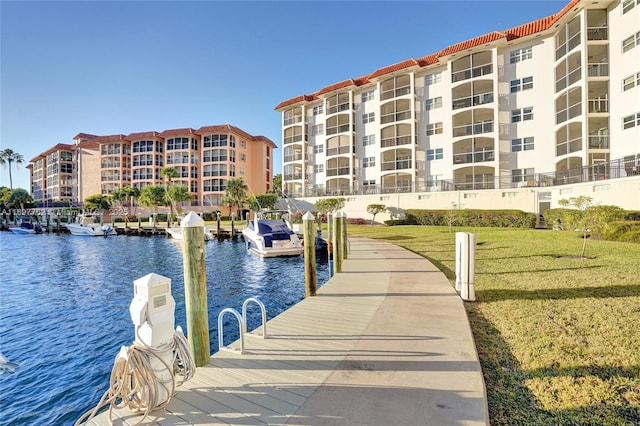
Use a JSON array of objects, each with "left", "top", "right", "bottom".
[{"left": 1, "top": 0, "right": 566, "bottom": 192}]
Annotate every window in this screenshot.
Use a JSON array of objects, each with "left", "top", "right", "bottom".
[
  {"left": 362, "top": 135, "right": 375, "bottom": 146},
  {"left": 426, "top": 148, "right": 443, "bottom": 160},
  {"left": 623, "top": 0, "right": 639, "bottom": 14},
  {"left": 623, "top": 72, "right": 640, "bottom": 91},
  {"left": 425, "top": 72, "right": 442, "bottom": 86},
  {"left": 312, "top": 124, "right": 324, "bottom": 135},
  {"left": 314, "top": 164, "right": 324, "bottom": 173},
  {"left": 313, "top": 144, "right": 324, "bottom": 154},
  {"left": 362, "top": 157, "right": 376, "bottom": 167},
  {"left": 361, "top": 90, "right": 374, "bottom": 102},
  {"left": 511, "top": 107, "right": 534, "bottom": 122},
  {"left": 362, "top": 112, "right": 375, "bottom": 124},
  {"left": 623, "top": 112, "right": 640, "bottom": 129},
  {"left": 425, "top": 97, "right": 443, "bottom": 111},
  {"left": 512, "top": 168, "right": 535, "bottom": 183},
  {"left": 509, "top": 46, "right": 533, "bottom": 64},
  {"left": 622, "top": 31, "right": 640, "bottom": 53},
  {"left": 312, "top": 105, "right": 324, "bottom": 115},
  {"left": 426, "top": 122, "right": 443, "bottom": 135},
  {"left": 363, "top": 179, "right": 376, "bottom": 186},
  {"left": 510, "top": 77, "right": 534, "bottom": 93},
  {"left": 240, "top": 153, "right": 246, "bottom": 162},
  {"left": 511, "top": 137, "right": 535, "bottom": 152}
]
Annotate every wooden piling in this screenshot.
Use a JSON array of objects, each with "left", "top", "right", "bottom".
[
  {"left": 303, "top": 212, "right": 317, "bottom": 297},
  {"left": 340, "top": 212, "right": 348, "bottom": 260},
  {"left": 181, "top": 211, "right": 210, "bottom": 366},
  {"left": 332, "top": 212, "right": 343, "bottom": 273},
  {"left": 327, "top": 213, "right": 333, "bottom": 246}
]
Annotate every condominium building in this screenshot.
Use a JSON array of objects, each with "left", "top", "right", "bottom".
[
  {"left": 30, "top": 125, "right": 276, "bottom": 208},
  {"left": 276, "top": 0, "right": 640, "bottom": 198}
]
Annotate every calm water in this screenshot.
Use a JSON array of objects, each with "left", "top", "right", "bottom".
[{"left": 0, "top": 231, "right": 328, "bottom": 425}]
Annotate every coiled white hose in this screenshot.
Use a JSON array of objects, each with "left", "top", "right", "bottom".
[{"left": 75, "top": 328, "right": 195, "bottom": 426}]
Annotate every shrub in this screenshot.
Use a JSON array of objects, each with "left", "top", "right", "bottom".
[
  {"left": 600, "top": 221, "right": 640, "bottom": 243},
  {"left": 405, "top": 209, "right": 535, "bottom": 228},
  {"left": 384, "top": 219, "right": 406, "bottom": 226},
  {"left": 347, "top": 218, "right": 365, "bottom": 225}
]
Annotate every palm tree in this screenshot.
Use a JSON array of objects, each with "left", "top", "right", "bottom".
[
  {"left": 160, "top": 167, "right": 180, "bottom": 224},
  {"left": 166, "top": 184, "right": 192, "bottom": 217},
  {"left": 224, "top": 178, "right": 249, "bottom": 218},
  {"left": 0, "top": 149, "right": 24, "bottom": 190},
  {"left": 8, "top": 188, "right": 34, "bottom": 211},
  {"left": 138, "top": 185, "right": 165, "bottom": 229}
]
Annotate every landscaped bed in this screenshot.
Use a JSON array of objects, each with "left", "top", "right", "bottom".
[{"left": 349, "top": 225, "right": 640, "bottom": 425}]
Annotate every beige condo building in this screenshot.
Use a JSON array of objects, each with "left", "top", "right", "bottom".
[{"left": 30, "top": 125, "right": 276, "bottom": 209}]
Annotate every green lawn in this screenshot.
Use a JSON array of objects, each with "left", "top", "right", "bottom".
[{"left": 348, "top": 225, "right": 640, "bottom": 425}]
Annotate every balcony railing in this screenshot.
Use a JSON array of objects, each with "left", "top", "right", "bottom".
[
  {"left": 284, "top": 153, "right": 304, "bottom": 163},
  {"left": 326, "top": 124, "right": 353, "bottom": 136},
  {"left": 326, "top": 103, "right": 352, "bottom": 115},
  {"left": 588, "top": 98, "right": 609, "bottom": 113},
  {"left": 283, "top": 134, "right": 303, "bottom": 145},
  {"left": 453, "top": 148, "right": 495, "bottom": 165},
  {"left": 451, "top": 63, "right": 492, "bottom": 83},
  {"left": 587, "top": 26, "right": 608, "bottom": 41},
  {"left": 556, "top": 136, "right": 582, "bottom": 156},
  {"left": 588, "top": 135, "right": 609, "bottom": 149},
  {"left": 284, "top": 173, "right": 303, "bottom": 180},
  {"left": 283, "top": 116, "right": 303, "bottom": 126},
  {"left": 381, "top": 159, "right": 412, "bottom": 171},
  {"left": 587, "top": 62, "right": 609, "bottom": 77},
  {"left": 381, "top": 135, "right": 413, "bottom": 148},
  {"left": 452, "top": 121, "right": 494, "bottom": 137},
  {"left": 452, "top": 92, "right": 494, "bottom": 110}
]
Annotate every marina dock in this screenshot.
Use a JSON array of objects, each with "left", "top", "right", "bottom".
[{"left": 89, "top": 236, "right": 488, "bottom": 425}]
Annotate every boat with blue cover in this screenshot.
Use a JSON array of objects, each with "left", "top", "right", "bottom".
[{"left": 241, "top": 210, "right": 303, "bottom": 258}]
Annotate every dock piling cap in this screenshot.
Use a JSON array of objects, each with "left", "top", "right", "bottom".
[
  {"left": 181, "top": 211, "right": 205, "bottom": 228},
  {"left": 302, "top": 211, "right": 315, "bottom": 221}
]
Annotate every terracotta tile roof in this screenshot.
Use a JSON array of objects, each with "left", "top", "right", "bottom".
[
  {"left": 275, "top": 0, "right": 588, "bottom": 110},
  {"left": 30, "top": 143, "right": 75, "bottom": 162},
  {"left": 73, "top": 133, "right": 99, "bottom": 140},
  {"left": 317, "top": 79, "right": 358, "bottom": 96},
  {"left": 251, "top": 135, "right": 278, "bottom": 148},
  {"left": 157, "top": 128, "right": 198, "bottom": 138},
  {"left": 92, "top": 134, "right": 128, "bottom": 143},
  {"left": 196, "top": 124, "right": 252, "bottom": 141},
  {"left": 368, "top": 59, "right": 419, "bottom": 79},
  {"left": 438, "top": 31, "right": 505, "bottom": 57},
  {"left": 126, "top": 131, "right": 163, "bottom": 140}
]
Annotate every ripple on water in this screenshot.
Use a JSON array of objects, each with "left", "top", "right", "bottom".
[{"left": 0, "top": 232, "right": 328, "bottom": 425}]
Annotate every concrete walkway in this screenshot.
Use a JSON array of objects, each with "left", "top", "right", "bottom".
[{"left": 90, "top": 237, "right": 488, "bottom": 425}]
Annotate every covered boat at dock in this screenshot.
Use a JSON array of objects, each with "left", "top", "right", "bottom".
[{"left": 242, "top": 210, "right": 303, "bottom": 258}]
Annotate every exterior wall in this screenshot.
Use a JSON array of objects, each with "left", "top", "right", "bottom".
[
  {"left": 293, "top": 175, "right": 640, "bottom": 223},
  {"left": 78, "top": 145, "right": 101, "bottom": 200}
]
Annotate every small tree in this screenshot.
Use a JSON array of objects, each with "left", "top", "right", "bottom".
[
  {"left": 248, "top": 193, "right": 278, "bottom": 212},
  {"left": 224, "top": 178, "right": 249, "bottom": 217},
  {"left": 314, "top": 197, "right": 346, "bottom": 216},
  {"left": 557, "top": 196, "right": 615, "bottom": 258},
  {"left": 8, "top": 188, "right": 34, "bottom": 211},
  {"left": 138, "top": 185, "right": 165, "bottom": 229},
  {"left": 366, "top": 204, "right": 387, "bottom": 225},
  {"left": 447, "top": 202, "right": 462, "bottom": 233},
  {"left": 84, "top": 194, "right": 112, "bottom": 212}
]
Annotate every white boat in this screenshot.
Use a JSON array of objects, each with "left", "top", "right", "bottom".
[
  {"left": 65, "top": 215, "right": 117, "bottom": 237},
  {"left": 166, "top": 226, "right": 213, "bottom": 241},
  {"left": 9, "top": 216, "right": 43, "bottom": 235},
  {"left": 242, "top": 210, "right": 303, "bottom": 258}
]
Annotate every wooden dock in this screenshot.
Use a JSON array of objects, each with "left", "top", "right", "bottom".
[{"left": 88, "top": 237, "right": 488, "bottom": 425}]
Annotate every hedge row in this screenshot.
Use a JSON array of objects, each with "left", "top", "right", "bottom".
[{"left": 404, "top": 209, "right": 536, "bottom": 228}]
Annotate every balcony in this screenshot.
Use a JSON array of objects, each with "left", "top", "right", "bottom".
[
  {"left": 283, "top": 134, "right": 303, "bottom": 145},
  {"left": 453, "top": 121, "right": 494, "bottom": 138},
  {"left": 452, "top": 92, "right": 494, "bottom": 110},
  {"left": 588, "top": 98, "right": 609, "bottom": 113},
  {"left": 380, "top": 110, "right": 413, "bottom": 125},
  {"left": 381, "top": 159, "right": 412, "bottom": 172},
  {"left": 381, "top": 135, "right": 413, "bottom": 148},
  {"left": 283, "top": 153, "right": 305, "bottom": 163},
  {"left": 326, "top": 102, "right": 352, "bottom": 115},
  {"left": 326, "top": 146, "right": 352, "bottom": 157},
  {"left": 588, "top": 135, "right": 609, "bottom": 149},
  {"left": 451, "top": 64, "right": 492, "bottom": 84},
  {"left": 587, "top": 62, "right": 609, "bottom": 77},
  {"left": 326, "top": 167, "right": 351, "bottom": 177},
  {"left": 555, "top": 67, "right": 581, "bottom": 92},
  {"left": 587, "top": 26, "right": 608, "bottom": 41},
  {"left": 283, "top": 115, "right": 303, "bottom": 126},
  {"left": 556, "top": 137, "right": 582, "bottom": 156},
  {"left": 380, "top": 85, "right": 411, "bottom": 101},
  {"left": 453, "top": 148, "right": 495, "bottom": 165},
  {"left": 284, "top": 173, "right": 303, "bottom": 180},
  {"left": 556, "top": 102, "right": 581, "bottom": 124}
]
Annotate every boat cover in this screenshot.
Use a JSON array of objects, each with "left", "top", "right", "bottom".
[{"left": 256, "top": 220, "right": 295, "bottom": 247}]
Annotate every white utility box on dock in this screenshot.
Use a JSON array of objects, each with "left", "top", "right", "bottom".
[{"left": 130, "top": 273, "right": 176, "bottom": 346}]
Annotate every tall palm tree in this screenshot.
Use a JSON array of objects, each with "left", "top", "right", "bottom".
[
  {"left": 160, "top": 167, "right": 180, "bottom": 224},
  {"left": 0, "top": 149, "right": 24, "bottom": 190},
  {"left": 224, "top": 177, "right": 249, "bottom": 218}
]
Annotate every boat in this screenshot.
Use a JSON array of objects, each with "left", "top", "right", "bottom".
[
  {"left": 65, "top": 215, "right": 117, "bottom": 237},
  {"left": 166, "top": 226, "right": 213, "bottom": 241},
  {"left": 9, "top": 216, "right": 44, "bottom": 235},
  {"left": 242, "top": 210, "right": 303, "bottom": 258}
]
